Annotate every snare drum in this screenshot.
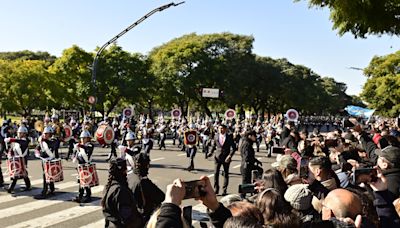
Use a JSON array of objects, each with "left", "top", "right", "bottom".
[
  {"left": 44, "top": 159, "right": 64, "bottom": 183},
  {"left": 95, "top": 125, "right": 114, "bottom": 145},
  {"left": 6, "top": 156, "right": 27, "bottom": 179},
  {"left": 78, "top": 163, "right": 99, "bottom": 187}
]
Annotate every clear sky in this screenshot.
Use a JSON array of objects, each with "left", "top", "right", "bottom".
[{"left": 0, "top": 0, "right": 397, "bottom": 95}]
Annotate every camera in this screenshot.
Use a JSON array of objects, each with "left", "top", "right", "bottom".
[
  {"left": 184, "top": 180, "right": 206, "bottom": 199},
  {"left": 353, "top": 168, "right": 378, "bottom": 185},
  {"left": 238, "top": 183, "right": 256, "bottom": 194}
]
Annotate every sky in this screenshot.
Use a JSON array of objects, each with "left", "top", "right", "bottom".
[{"left": 0, "top": 0, "right": 397, "bottom": 95}]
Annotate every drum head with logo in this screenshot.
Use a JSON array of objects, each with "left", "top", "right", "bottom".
[
  {"left": 225, "top": 109, "right": 236, "bottom": 119},
  {"left": 103, "top": 126, "right": 115, "bottom": 145}
]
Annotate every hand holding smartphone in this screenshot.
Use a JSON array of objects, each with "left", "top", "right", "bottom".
[{"left": 184, "top": 180, "right": 207, "bottom": 199}]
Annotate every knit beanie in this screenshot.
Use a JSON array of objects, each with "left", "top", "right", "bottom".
[{"left": 284, "top": 184, "right": 313, "bottom": 211}]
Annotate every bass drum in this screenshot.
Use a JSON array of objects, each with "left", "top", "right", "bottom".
[{"left": 95, "top": 125, "right": 114, "bottom": 145}]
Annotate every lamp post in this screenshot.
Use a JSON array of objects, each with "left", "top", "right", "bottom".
[{"left": 90, "top": 2, "right": 185, "bottom": 117}]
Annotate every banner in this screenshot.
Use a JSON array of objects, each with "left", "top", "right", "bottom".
[{"left": 345, "top": 105, "right": 375, "bottom": 118}]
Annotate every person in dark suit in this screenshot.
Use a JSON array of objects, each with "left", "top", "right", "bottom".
[{"left": 210, "top": 124, "right": 237, "bottom": 196}]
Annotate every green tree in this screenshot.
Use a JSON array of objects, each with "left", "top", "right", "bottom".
[
  {"left": 0, "top": 59, "right": 54, "bottom": 115},
  {"left": 0, "top": 50, "right": 56, "bottom": 64},
  {"left": 48, "top": 45, "right": 93, "bottom": 112},
  {"left": 361, "top": 50, "right": 400, "bottom": 117},
  {"left": 297, "top": 0, "right": 400, "bottom": 38},
  {"left": 149, "top": 32, "right": 254, "bottom": 117},
  {"left": 96, "top": 45, "right": 153, "bottom": 116}
]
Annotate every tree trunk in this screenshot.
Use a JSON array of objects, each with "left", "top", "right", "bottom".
[{"left": 106, "top": 97, "right": 121, "bottom": 117}]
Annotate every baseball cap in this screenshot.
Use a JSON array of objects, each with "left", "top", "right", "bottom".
[{"left": 376, "top": 146, "right": 400, "bottom": 168}]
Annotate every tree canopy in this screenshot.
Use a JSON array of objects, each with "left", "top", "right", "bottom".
[
  {"left": 361, "top": 50, "right": 400, "bottom": 117},
  {"left": 298, "top": 0, "right": 400, "bottom": 38}
]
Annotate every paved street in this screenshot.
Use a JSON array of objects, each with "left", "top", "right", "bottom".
[{"left": 0, "top": 140, "right": 276, "bottom": 227}]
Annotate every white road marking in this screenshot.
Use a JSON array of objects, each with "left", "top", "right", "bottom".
[
  {"left": 79, "top": 219, "right": 105, "bottom": 228},
  {"left": 177, "top": 153, "right": 187, "bottom": 157},
  {"left": 233, "top": 164, "right": 241, "bottom": 169},
  {"left": 152, "top": 157, "right": 165, "bottom": 162},
  {"left": 207, "top": 174, "right": 214, "bottom": 178},
  {"left": 7, "top": 200, "right": 102, "bottom": 228},
  {"left": 0, "top": 181, "right": 77, "bottom": 204},
  {"left": 0, "top": 185, "right": 103, "bottom": 219}
]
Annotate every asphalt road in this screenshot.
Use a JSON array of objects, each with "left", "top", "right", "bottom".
[{"left": 0, "top": 140, "right": 276, "bottom": 228}]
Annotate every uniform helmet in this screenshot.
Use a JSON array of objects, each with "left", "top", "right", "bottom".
[
  {"left": 112, "top": 120, "right": 118, "bottom": 126},
  {"left": 145, "top": 119, "right": 152, "bottom": 124},
  {"left": 189, "top": 123, "right": 196, "bottom": 129},
  {"left": 17, "top": 126, "right": 28, "bottom": 133},
  {"left": 80, "top": 130, "right": 92, "bottom": 138},
  {"left": 51, "top": 114, "right": 58, "bottom": 120},
  {"left": 125, "top": 132, "right": 136, "bottom": 141},
  {"left": 43, "top": 126, "right": 54, "bottom": 134},
  {"left": 2, "top": 119, "right": 8, "bottom": 126}
]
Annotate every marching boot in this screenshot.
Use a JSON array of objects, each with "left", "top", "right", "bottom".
[{"left": 72, "top": 188, "right": 84, "bottom": 203}]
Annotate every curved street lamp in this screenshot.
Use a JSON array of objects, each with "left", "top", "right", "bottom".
[{"left": 91, "top": 1, "right": 185, "bottom": 116}]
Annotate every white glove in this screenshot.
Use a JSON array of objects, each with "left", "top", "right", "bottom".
[
  {"left": 34, "top": 149, "right": 41, "bottom": 158},
  {"left": 4, "top": 138, "right": 10, "bottom": 143}
]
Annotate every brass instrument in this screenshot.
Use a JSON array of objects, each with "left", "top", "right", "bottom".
[{"left": 34, "top": 120, "right": 44, "bottom": 132}]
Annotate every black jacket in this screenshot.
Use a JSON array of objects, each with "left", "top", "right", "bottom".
[
  {"left": 211, "top": 133, "right": 236, "bottom": 163},
  {"left": 359, "top": 132, "right": 378, "bottom": 165},
  {"left": 373, "top": 190, "right": 400, "bottom": 228},
  {"left": 128, "top": 174, "right": 165, "bottom": 223},
  {"left": 208, "top": 203, "right": 233, "bottom": 228},
  {"left": 156, "top": 203, "right": 183, "bottom": 228},
  {"left": 103, "top": 180, "right": 143, "bottom": 228}
]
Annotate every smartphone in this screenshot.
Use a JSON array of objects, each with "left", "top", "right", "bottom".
[
  {"left": 272, "top": 146, "right": 285, "bottom": 154},
  {"left": 238, "top": 183, "right": 256, "bottom": 194},
  {"left": 182, "top": 206, "right": 192, "bottom": 225},
  {"left": 299, "top": 157, "right": 309, "bottom": 178},
  {"left": 353, "top": 168, "right": 378, "bottom": 185},
  {"left": 251, "top": 169, "right": 262, "bottom": 183},
  {"left": 184, "top": 180, "right": 206, "bottom": 199}
]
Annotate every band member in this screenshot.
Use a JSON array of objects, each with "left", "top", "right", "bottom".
[
  {"left": 141, "top": 119, "right": 154, "bottom": 154},
  {"left": 253, "top": 120, "right": 264, "bottom": 152},
  {"left": 50, "top": 114, "right": 64, "bottom": 157},
  {"left": 34, "top": 126, "right": 60, "bottom": 199},
  {"left": 106, "top": 120, "right": 120, "bottom": 161},
  {"left": 118, "top": 132, "right": 142, "bottom": 175},
  {"left": 184, "top": 123, "right": 199, "bottom": 171},
  {"left": 210, "top": 124, "right": 237, "bottom": 196},
  {"left": 4, "top": 126, "right": 31, "bottom": 193},
  {"left": 169, "top": 119, "right": 178, "bottom": 145},
  {"left": 201, "top": 120, "right": 213, "bottom": 158},
  {"left": 66, "top": 118, "right": 80, "bottom": 161},
  {"left": 0, "top": 120, "right": 11, "bottom": 187},
  {"left": 178, "top": 118, "right": 188, "bottom": 151},
  {"left": 156, "top": 120, "right": 167, "bottom": 150},
  {"left": 72, "top": 130, "right": 94, "bottom": 203}
]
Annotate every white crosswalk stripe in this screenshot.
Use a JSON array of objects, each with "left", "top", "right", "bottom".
[
  {"left": 7, "top": 199, "right": 102, "bottom": 228},
  {"left": 0, "top": 181, "right": 77, "bottom": 204},
  {"left": 0, "top": 185, "right": 103, "bottom": 219}
]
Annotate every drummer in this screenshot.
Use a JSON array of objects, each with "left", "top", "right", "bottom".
[
  {"left": 34, "top": 126, "right": 60, "bottom": 199},
  {"left": 72, "top": 130, "right": 94, "bottom": 203},
  {"left": 4, "top": 125, "right": 31, "bottom": 193}
]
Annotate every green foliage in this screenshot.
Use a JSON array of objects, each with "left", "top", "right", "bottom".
[
  {"left": 298, "top": 0, "right": 400, "bottom": 38},
  {"left": 361, "top": 50, "right": 400, "bottom": 117},
  {"left": 0, "top": 59, "right": 54, "bottom": 115},
  {"left": 0, "top": 50, "right": 56, "bottom": 64}
]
